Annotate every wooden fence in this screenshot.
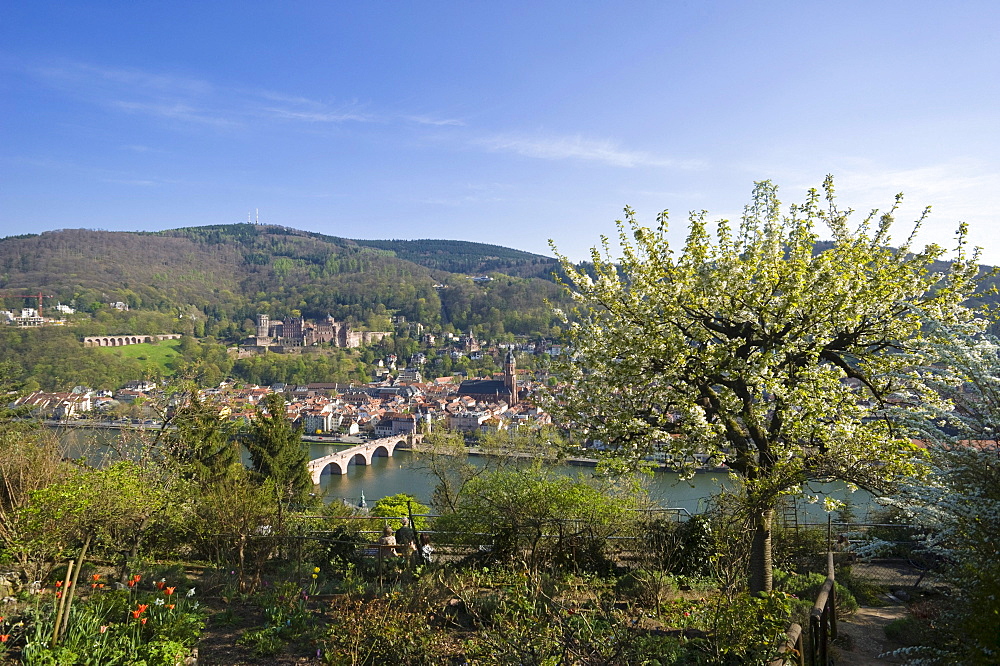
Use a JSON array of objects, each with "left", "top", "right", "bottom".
[{"left": 771, "top": 551, "right": 836, "bottom": 666}]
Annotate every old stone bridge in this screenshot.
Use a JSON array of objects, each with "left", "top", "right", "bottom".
[
  {"left": 83, "top": 333, "right": 182, "bottom": 348},
  {"left": 307, "top": 434, "right": 423, "bottom": 484}
]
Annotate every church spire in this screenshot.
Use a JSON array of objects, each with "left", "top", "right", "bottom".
[{"left": 504, "top": 350, "right": 518, "bottom": 405}]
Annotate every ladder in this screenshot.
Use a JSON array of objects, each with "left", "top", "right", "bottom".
[{"left": 778, "top": 496, "right": 799, "bottom": 531}]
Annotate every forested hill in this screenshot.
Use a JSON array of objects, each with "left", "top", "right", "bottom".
[
  {"left": 0, "top": 224, "right": 567, "bottom": 339},
  {"left": 347, "top": 238, "right": 559, "bottom": 278}
]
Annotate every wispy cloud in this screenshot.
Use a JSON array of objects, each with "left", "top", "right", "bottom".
[
  {"left": 832, "top": 160, "right": 1000, "bottom": 252},
  {"left": 101, "top": 178, "right": 159, "bottom": 186},
  {"left": 111, "top": 100, "right": 238, "bottom": 127},
  {"left": 473, "top": 133, "right": 701, "bottom": 169},
  {"left": 407, "top": 115, "right": 465, "bottom": 127},
  {"left": 26, "top": 59, "right": 380, "bottom": 130},
  {"left": 32, "top": 61, "right": 213, "bottom": 96},
  {"left": 263, "top": 107, "right": 374, "bottom": 123}
]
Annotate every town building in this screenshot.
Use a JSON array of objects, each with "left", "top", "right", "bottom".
[{"left": 456, "top": 350, "right": 520, "bottom": 404}]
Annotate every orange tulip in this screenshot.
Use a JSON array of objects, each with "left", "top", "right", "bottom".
[
  {"left": 55, "top": 591, "right": 62, "bottom": 599},
  {"left": 55, "top": 581, "right": 62, "bottom": 588},
  {"left": 91, "top": 574, "right": 100, "bottom": 582},
  {"left": 165, "top": 587, "right": 176, "bottom": 596},
  {"left": 100, "top": 625, "right": 109, "bottom": 634},
  {"left": 0, "top": 634, "right": 9, "bottom": 643},
  {"left": 166, "top": 604, "right": 175, "bottom": 610},
  {"left": 141, "top": 618, "right": 147, "bottom": 625},
  {"left": 137, "top": 604, "right": 149, "bottom": 613},
  {"left": 131, "top": 610, "right": 142, "bottom": 619},
  {"left": 155, "top": 581, "right": 165, "bottom": 590}
]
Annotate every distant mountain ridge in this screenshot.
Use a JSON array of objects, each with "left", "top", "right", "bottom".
[{"left": 0, "top": 224, "right": 567, "bottom": 338}]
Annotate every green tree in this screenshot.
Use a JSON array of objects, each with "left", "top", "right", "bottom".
[
  {"left": 436, "top": 465, "right": 636, "bottom": 572},
  {"left": 169, "top": 391, "right": 242, "bottom": 487},
  {"left": 416, "top": 431, "right": 489, "bottom": 514},
  {"left": 16, "top": 461, "right": 177, "bottom": 582},
  {"left": 371, "top": 493, "right": 430, "bottom": 530},
  {"left": 0, "top": 365, "right": 68, "bottom": 579},
  {"left": 246, "top": 393, "right": 313, "bottom": 522},
  {"left": 547, "top": 178, "right": 979, "bottom": 592}
]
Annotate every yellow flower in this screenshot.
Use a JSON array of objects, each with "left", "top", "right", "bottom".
[
  {"left": 311, "top": 573, "right": 318, "bottom": 579},
  {"left": 313, "top": 567, "right": 320, "bottom": 573}
]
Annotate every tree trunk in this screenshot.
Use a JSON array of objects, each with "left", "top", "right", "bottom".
[{"left": 749, "top": 508, "right": 774, "bottom": 594}]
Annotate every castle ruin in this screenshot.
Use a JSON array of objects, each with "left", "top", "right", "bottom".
[{"left": 251, "top": 314, "right": 390, "bottom": 349}]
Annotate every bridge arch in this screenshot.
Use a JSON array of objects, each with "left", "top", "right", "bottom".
[{"left": 307, "top": 434, "right": 424, "bottom": 484}]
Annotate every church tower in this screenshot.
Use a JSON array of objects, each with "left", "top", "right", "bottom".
[{"left": 504, "top": 350, "right": 518, "bottom": 405}]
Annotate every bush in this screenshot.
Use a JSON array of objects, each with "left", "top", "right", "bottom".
[
  {"left": 615, "top": 569, "right": 677, "bottom": 607},
  {"left": 434, "top": 466, "right": 636, "bottom": 573},
  {"left": 771, "top": 524, "right": 828, "bottom": 572},
  {"left": 646, "top": 514, "right": 717, "bottom": 578},
  {"left": 773, "top": 570, "right": 859, "bottom": 618},
  {"left": 370, "top": 493, "right": 430, "bottom": 530},
  {"left": 835, "top": 566, "right": 887, "bottom": 607},
  {"left": 885, "top": 616, "right": 925, "bottom": 646}
]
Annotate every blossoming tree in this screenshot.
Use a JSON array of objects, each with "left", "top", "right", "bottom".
[{"left": 547, "top": 178, "right": 979, "bottom": 592}]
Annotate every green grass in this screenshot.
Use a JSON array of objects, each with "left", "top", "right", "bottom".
[{"left": 98, "top": 339, "right": 183, "bottom": 376}]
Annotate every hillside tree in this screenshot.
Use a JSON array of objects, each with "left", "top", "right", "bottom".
[
  {"left": 547, "top": 178, "right": 979, "bottom": 592},
  {"left": 169, "top": 390, "right": 242, "bottom": 487},
  {"left": 246, "top": 393, "right": 314, "bottom": 525}
]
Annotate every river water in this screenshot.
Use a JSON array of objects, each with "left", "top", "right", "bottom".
[{"left": 55, "top": 426, "right": 874, "bottom": 521}]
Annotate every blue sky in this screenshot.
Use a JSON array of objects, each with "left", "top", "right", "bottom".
[{"left": 3, "top": 1, "right": 999, "bottom": 263}]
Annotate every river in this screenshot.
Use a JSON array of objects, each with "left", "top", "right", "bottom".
[{"left": 54, "top": 426, "right": 875, "bottom": 521}]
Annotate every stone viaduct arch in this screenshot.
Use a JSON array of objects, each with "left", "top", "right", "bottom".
[
  {"left": 307, "top": 434, "right": 423, "bottom": 484},
  {"left": 83, "top": 334, "right": 182, "bottom": 348}
]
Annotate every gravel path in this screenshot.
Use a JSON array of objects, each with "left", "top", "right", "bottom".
[{"left": 836, "top": 604, "right": 908, "bottom": 665}]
